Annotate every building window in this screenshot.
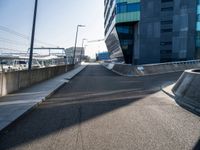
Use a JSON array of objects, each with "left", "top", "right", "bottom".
[
  {"left": 127, "top": 3, "right": 140, "bottom": 12},
  {"left": 161, "top": 7, "right": 173, "bottom": 11},
  {"left": 196, "top": 0, "right": 200, "bottom": 58},
  {"left": 116, "top": 26, "right": 129, "bottom": 34},
  {"left": 160, "top": 50, "right": 172, "bottom": 54},
  {"left": 161, "top": 0, "right": 173, "bottom": 3},
  {"left": 160, "top": 42, "right": 172, "bottom": 45},
  {"left": 116, "top": 2, "right": 140, "bottom": 14},
  {"left": 161, "top": 20, "right": 173, "bottom": 25},
  {"left": 161, "top": 28, "right": 173, "bottom": 32}
]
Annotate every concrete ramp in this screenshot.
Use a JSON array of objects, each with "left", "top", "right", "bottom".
[{"left": 172, "top": 69, "right": 200, "bottom": 112}]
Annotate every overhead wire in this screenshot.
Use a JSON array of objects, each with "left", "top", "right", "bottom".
[
  {"left": 0, "top": 25, "right": 58, "bottom": 47},
  {"left": 0, "top": 37, "right": 29, "bottom": 46}
]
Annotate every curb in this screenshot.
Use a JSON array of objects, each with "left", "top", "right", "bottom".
[{"left": 0, "top": 65, "right": 87, "bottom": 134}]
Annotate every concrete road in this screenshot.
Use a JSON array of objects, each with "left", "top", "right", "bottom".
[{"left": 0, "top": 64, "right": 200, "bottom": 150}]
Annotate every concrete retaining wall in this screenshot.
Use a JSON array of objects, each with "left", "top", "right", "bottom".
[
  {"left": 136, "top": 62, "right": 200, "bottom": 76},
  {"left": 0, "top": 65, "right": 74, "bottom": 96},
  {"left": 102, "top": 60, "right": 200, "bottom": 76},
  {"left": 112, "top": 64, "right": 136, "bottom": 76}
]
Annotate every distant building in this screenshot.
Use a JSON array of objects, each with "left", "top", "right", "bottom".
[
  {"left": 96, "top": 52, "right": 110, "bottom": 61},
  {"left": 104, "top": 0, "right": 197, "bottom": 64},
  {"left": 65, "top": 47, "right": 85, "bottom": 64}
]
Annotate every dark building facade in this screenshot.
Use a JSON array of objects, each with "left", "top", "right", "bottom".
[
  {"left": 104, "top": 0, "right": 198, "bottom": 65},
  {"left": 196, "top": 0, "right": 200, "bottom": 58}
]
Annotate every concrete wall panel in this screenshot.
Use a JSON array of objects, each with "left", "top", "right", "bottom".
[{"left": 0, "top": 65, "right": 74, "bottom": 96}]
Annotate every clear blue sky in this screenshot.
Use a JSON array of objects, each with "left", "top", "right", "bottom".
[{"left": 0, "top": 0, "right": 107, "bottom": 58}]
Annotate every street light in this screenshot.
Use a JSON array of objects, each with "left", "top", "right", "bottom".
[
  {"left": 28, "top": 0, "right": 38, "bottom": 71},
  {"left": 73, "top": 25, "right": 85, "bottom": 64},
  {"left": 80, "top": 38, "right": 87, "bottom": 62},
  {"left": 82, "top": 38, "right": 87, "bottom": 48}
]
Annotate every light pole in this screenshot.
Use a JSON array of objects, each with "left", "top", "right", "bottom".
[
  {"left": 81, "top": 38, "right": 87, "bottom": 62},
  {"left": 28, "top": 0, "right": 38, "bottom": 71},
  {"left": 73, "top": 25, "right": 85, "bottom": 65}
]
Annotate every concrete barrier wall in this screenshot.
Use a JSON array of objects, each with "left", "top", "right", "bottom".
[
  {"left": 0, "top": 64, "right": 74, "bottom": 96},
  {"left": 102, "top": 60, "right": 200, "bottom": 76},
  {"left": 112, "top": 64, "right": 135, "bottom": 76},
  {"left": 172, "top": 70, "right": 200, "bottom": 103},
  {"left": 136, "top": 63, "right": 190, "bottom": 75}
]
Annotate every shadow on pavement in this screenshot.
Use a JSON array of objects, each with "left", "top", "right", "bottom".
[
  {"left": 0, "top": 93, "right": 146, "bottom": 150},
  {"left": 193, "top": 139, "right": 200, "bottom": 150}
]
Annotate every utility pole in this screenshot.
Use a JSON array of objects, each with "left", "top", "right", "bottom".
[{"left": 28, "top": 0, "right": 38, "bottom": 70}]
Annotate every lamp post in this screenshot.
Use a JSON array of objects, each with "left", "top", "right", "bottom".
[
  {"left": 81, "top": 38, "right": 87, "bottom": 62},
  {"left": 73, "top": 25, "right": 85, "bottom": 64},
  {"left": 28, "top": 0, "right": 38, "bottom": 71}
]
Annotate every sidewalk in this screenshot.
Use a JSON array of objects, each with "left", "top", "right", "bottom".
[{"left": 0, "top": 65, "right": 87, "bottom": 132}]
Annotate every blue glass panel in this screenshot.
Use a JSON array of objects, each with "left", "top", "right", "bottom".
[
  {"left": 116, "top": 2, "right": 127, "bottom": 14},
  {"left": 127, "top": 3, "right": 140, "bottom": 12},
  {"left": 197, "top": 22, "right": 200, "bottom": 31},
  {"left": 196, "top": 38, "right": 200, "bottom": 47},
  {"left": 116, "top": 26, "right": 129, "bottom": 34},
  {"left": 116, "top": 2, "right": 140, "bottom": 14},
  {"left": 197, "top": 5, "right": 200, "bottom": 14}
]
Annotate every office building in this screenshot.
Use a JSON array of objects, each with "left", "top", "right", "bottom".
[
  {"left": 104, "top": 0, "right": 197, "bottom": 64},
  {"left": 65, "top": 47, "right": 85, "bottom": 64}
]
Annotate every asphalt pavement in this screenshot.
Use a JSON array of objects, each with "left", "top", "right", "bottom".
[{"left": 0, "top": 63, "right": 200, "bottom": 150}]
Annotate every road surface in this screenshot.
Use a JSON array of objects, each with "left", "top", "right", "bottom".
[{"left": 0, "top": 64, "right": 200, "bottom": 150}]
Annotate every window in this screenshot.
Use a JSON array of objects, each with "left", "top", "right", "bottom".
[
  {"left": 127, "top": 3, "right": 140, "bottom": 12},
  {"left": 161, "top": 29, "right": 173, "bottom": 32},
  {"left": 161, "top": 0, "right": 173, "bottom": 3},
  {"left": 160, "top": 50, "right": 172, "bottom": 54},
  {"left": 161, "top": 20, "right": 173, "bottom": 25},
  {"left": 161, "top": 7, "right": 173, "bottom": 11},
  {"left": 116, "top": 2, "right": 127, "bottom": 13},
  {"left": 116, "top": 2, "right": 140, "bottom": 14},
  {"left": 160, "top": 42, "right": 172, "bottom": 45},
  {"left": 117, "top": 26, "right": 129, "bottom": 34}
]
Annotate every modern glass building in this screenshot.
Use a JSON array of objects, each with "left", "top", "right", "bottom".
[
  {"left": 105, "top": 0, "right": 197, "bottom": 65},
  {"left": 104, "top": 0, "right": 140, "bottom": 64},
  {"left": 196, "top": 0, "right": 200, "bottom": 58}
]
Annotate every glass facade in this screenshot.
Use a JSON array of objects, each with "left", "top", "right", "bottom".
[
  {"left": 115, "top": 1, "right": 140, "bottom": 24},
  {"left": 116, "top": 23, "right": 134, "bottom": 63},
  {"left": 105, "top": 0, "right": 196, "bottom": 65},
  {"left": 105, "top": 0, "right": 140, "bottom": 64},
  {"left": 116, "top": 2, "right": 140, "bottom": 14},
  {"left": 196, "top": 0, "right": 200, "bottom": 58}
]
